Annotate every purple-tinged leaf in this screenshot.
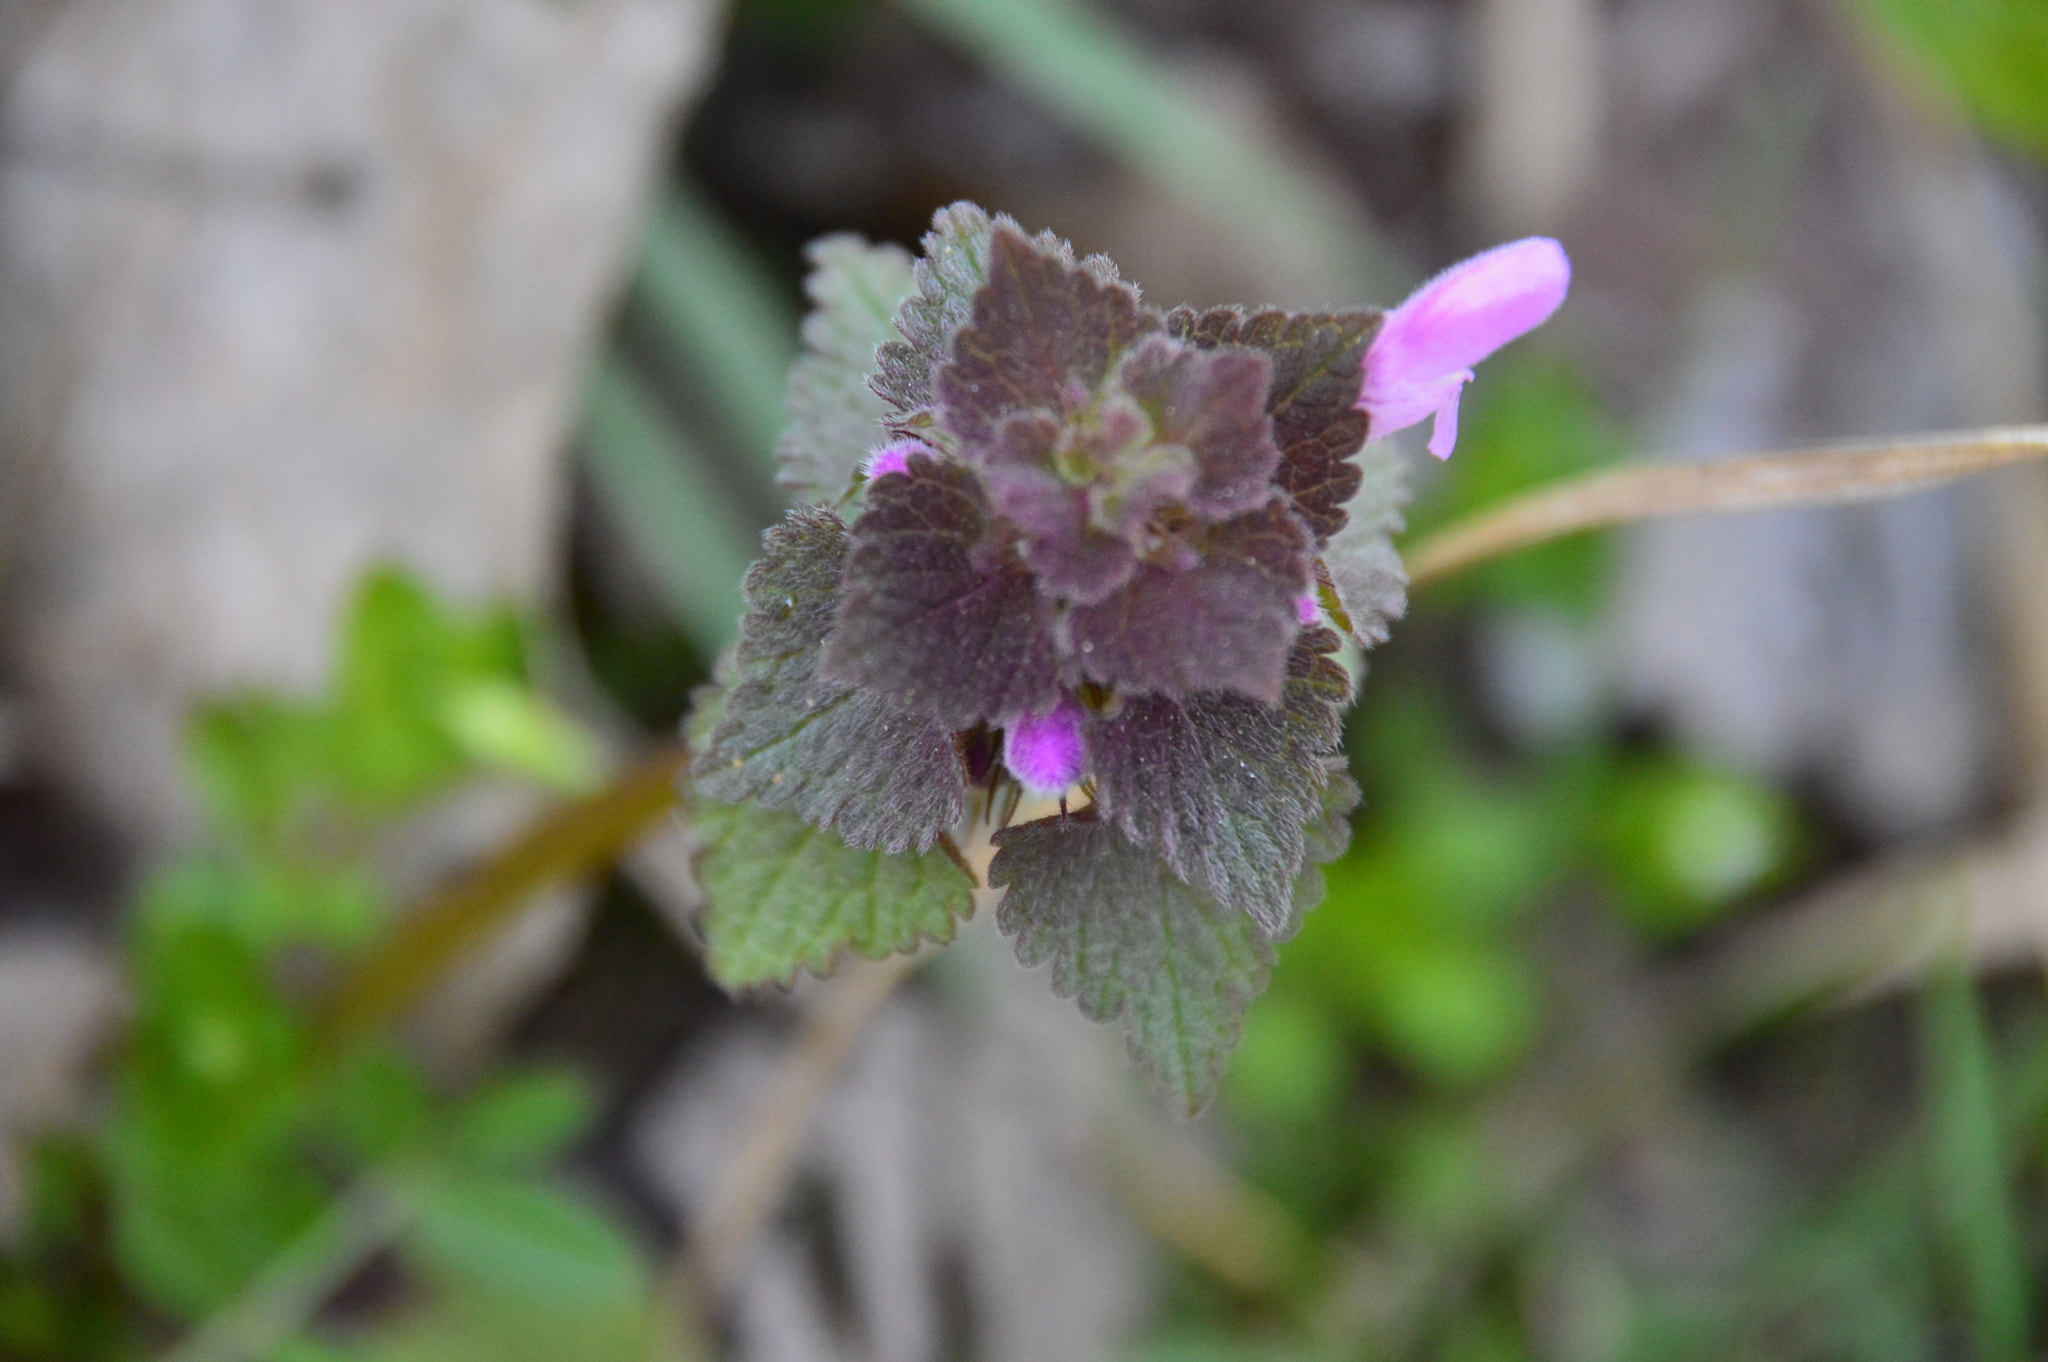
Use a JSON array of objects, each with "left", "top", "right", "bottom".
[
  {"left": 1085, "top": 627, "right": 1351, "bottom": 932},
  {"left": 1064, "top": 501, "right": 1312, "bottom": 702},
  {"left": 824, "top": 456, "right": 1065, "bottom": 729},
  {"left": 936, "top": 226, "right": 1159, "bottom": 450},
  {"left": 1166, "top": 307, "right": 1380, "bottom": 543},
  {"left": 982, "top": 410, "right": 1139, "bottom": 606},
  {"left": 990, "top": 812, "right": 1272, "bottom": 1116},
  {"left": 779, "top": 235, "right": 918, "bottom": 504},
  {"left": 1116, "top": 336, "right": 1281, "bottom": 521},
  {"left": 874, "top": 203, "right": 1126, "bottom": 435},
  {"left": 694, "top": 508, "right": 965, "bottom": 854}
]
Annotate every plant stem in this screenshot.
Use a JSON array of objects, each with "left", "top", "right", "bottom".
[
  {"left": 1403, "top": 424, "right": 2048, "bottom": 588},
  {"left": 311, "top": 745, "right": 689, "bottom": 1053}
]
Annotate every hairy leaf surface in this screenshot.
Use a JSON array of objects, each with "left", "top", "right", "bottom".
[
  {"left": 1086, "top": 627, "right": 1351, "bottom": 931},
  {"left": 937, "top": 227, "right": 1159, "bottom": 451},
  {"left": 990, "top": 813, "right": 1270, "bottom": 1115},
  {"left": 1317, "top": 440, "right": 1410, "bottom": 647},
  {"left": 694, "top": 798, "right": 975, "bottom": 988},
  {"left": 876, "top": 203, "right": 1126, "bottom": 429},
  {"left": 779, "top": 235, "right": 918, "bottom": 503},
  {"left": 1166, "top": 307, "right": 1380, "bottom": 542},
  {"left": 1063, "top": 500, "right": 1312, "bottom": 702},
  {"left": 825, "top": 457, "right": 1064, "bottom": 728},
  {"left": 696, "top": 509, "right": 964, "bottom": 853},
  {"left": 1116, "top": 336, "right": 1280, "bottom": 520}
]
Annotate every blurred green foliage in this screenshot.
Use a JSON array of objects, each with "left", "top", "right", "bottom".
[
  {"left": 1861, "top": 0, "right": 2048, "bottom": 160},
  {"left": 0, "top": 568, "right": 648, "bottom": 1361}
]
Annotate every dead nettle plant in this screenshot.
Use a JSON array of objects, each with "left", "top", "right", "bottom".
[{"left": 685, "top": 203, "right": 1569, "bottom": 1113}]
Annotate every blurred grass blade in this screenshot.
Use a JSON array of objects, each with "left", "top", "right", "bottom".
[
  {"left": 1919, "top": 955, "right": 2027, "bottom": 1362},
  {"left": 159, "top": 1175, "right": 410, "bottom": 1362},
  {"left": 579, "top": 354, "right": 759, "bottom": 655},
  {"left": 900, "top": 0, "right": 1395, "bottom": 296},
  {"left": 1404, "top": 425, "right": 2048, "bottom": 588},
  {"left": 634, "top": 184, "right": 798, "bottom": 476}
]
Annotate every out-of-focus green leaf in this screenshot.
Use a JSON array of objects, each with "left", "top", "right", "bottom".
[
  {"left": 1860, "top": 0, "right": 2048, "bottom": 161},
  {"left": 441, "top": 678, "right": 603, "bottom": 793},
  {"left": 138, "top": 855, "right": 385, "bottom": 952},
  {"left": 579, "top": 355, "right": 760, "bottom": 655},
  {"left": 1600, "top": 758, "right": 1799, "bottom": 939},
  {"left": 1920, "top": 959, "right": 2027, "bottom": 1362},
  {"left": 899, "top": 0, "right": 1392, "bottom": 297},
  {"left": 444, "top": 1069, "right": 597, "bottom": 1172},
  {"left": 1224, "top": 989, "right": 1350, "bottom": 1127},
  {"left": 402, "top": 1176, "right": 645, "bottom": 1314},
  {"left": 634, "top": 185, "right": 799, "bottom": 474}
]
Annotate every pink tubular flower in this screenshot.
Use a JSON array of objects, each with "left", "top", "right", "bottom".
[
  {"left": 1003, "top": 696, "right": 1087, "bottom": 798},
  {"left": 1359, "top": 237, "right": 1570, "bottom": 459},
  {"left": 863, "top": 438, "right": 932, "bottom": 481}
]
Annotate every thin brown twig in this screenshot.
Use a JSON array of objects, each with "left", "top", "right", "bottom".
[
  {"left": 675, "top": 951, "right": 926, "bottom": 1309},
  {"left": 1403, "top": 424, "right": 2048, "bottom": 589}
]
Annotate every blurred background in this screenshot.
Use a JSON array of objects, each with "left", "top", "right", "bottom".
[{"left": 1, "top": 0, "right": 2047, "bottom": 1359}]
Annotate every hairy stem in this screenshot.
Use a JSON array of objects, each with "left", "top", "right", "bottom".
[{"left": 1403, "top": 424, "right": 2048, "bottom": 588}]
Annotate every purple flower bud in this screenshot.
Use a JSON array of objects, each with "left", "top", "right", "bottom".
[
  {"left": 1295, "top": 593, "right": 1321, "bottom": 626},
  {"left": 1360, "top": 237, "right": 1570, "bottom": 459},
  {"left": 864, "top": 438, "right": 932, "bottom": 481},
  {"left": 1003, "top": 695, "right": 1087, "bottom": 797}
]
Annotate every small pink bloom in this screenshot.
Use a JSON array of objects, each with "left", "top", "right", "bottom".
[
  {"left": 1295, "top": 593, "right": 1321, "bottom": 626},
  {"left": 864, "top": 438, "right": 932, "bottom": 481},
  {"left": 1360, "top": 237, "right": 1570, "bottom": 459},
  {"left": 1003, "top": 696, "right": 1087, "bottom": 797}
]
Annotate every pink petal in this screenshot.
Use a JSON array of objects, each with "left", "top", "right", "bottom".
[
  {"left": 1003, "top": 696, "right": 1087, "bottom": 796},
  {"left": 864, "top": 438, "right": 932, "bottom": 481},
  {"left": 1359, "top": 237, "right": 1569, "bottom": 457},
  {"left": 1295, "top": 593, "right": 1322, "bottom": 626}
]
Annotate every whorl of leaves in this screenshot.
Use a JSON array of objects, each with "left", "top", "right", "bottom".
[
  {"left": 1084, "top": 627, "right": 1353, "bottom": 932},
  {"left": 778, "top": 235, "right": 918, "bottom": 503},
  {"left": 1165, "top": 306, "right": 1380, "bottom": 544},
  {"left": 694, "top": 508, "right": 965, "bottom": 853}
]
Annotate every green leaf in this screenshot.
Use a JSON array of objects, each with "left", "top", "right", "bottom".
[
  {"left": 693, "top": 798, "right": 975, "bottom": 988},
  {"left": 403, "top": 1176, "right": 645, "bottom": 1314},
  {"left": 137, "top": 853, "right": 386, "bottom": 951},
  {"left": 778, "top": 234, "right": 917, "bottom": 503},
  {"left": 1859, "top": 0, "right": 2048, "bottom": 161},
  {"left": 991, "top": 814, "right": 1271, "bottom": 1115},
  {"left": 441, "top": 678, "right": 603, "bottom": 793},
  {"left": 186, "top": 694, "right": 333, "bottom": 838},
  {"left": 1920, "top": 959, "right": 2028, "bottom": 1362},
  {"left": 445, "top": 1069, "right": 597, "bottom": 1172},
  {"left": 695, "top": 508, "right": 966, "bottom": 853}
]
